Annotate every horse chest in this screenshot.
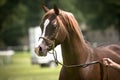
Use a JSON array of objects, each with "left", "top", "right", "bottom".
[
  {"left": 59, "top": 66, "right": 100, "bottom": 80},
  {"left": 59, "top": 67, "right": 88, "bottom": 80}
]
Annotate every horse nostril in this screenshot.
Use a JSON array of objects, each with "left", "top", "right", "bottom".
[{"left": 39, "top": 46, "right": 42, "bottom": 52}]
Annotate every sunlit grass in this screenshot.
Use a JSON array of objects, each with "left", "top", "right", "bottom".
[{"left": 0, "top": 51, "right": 61, "bottom": 80}]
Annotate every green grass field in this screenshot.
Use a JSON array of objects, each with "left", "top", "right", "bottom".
[{"left": 0, "top": 52, "right": 61, "bottom": 80}]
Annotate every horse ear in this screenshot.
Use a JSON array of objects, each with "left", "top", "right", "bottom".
[
  {"left": 54, "top": 5, "right": 59, "bottom": 15},
  {"left": 42, "top": 4, "right": 49, "bottom": 12}
]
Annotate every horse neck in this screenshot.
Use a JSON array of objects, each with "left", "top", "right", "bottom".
[{"left": 61, "top": 30, "right": 92, "bottom": 65}]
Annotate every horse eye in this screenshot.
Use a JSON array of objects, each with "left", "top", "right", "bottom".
[
  {"left": 53, "top": 21, "right": 57, "bottom": 25},
  {"left": 51, "top": 20, "right": 57, "bottom": 25},
  {"left": 53, "top": 21, "right": 57, "bottom": 28}
]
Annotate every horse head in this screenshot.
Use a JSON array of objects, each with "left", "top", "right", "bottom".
[{"left": 34, "top": 5, "right": 67, "bottom": 56}]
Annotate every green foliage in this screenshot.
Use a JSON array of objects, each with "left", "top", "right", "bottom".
[
  {"left": 59, "top": 0, "right": 85, "bottom": 22},
  {"left": 0, "top": 0, "right": 120, "bottom": 46},
  {"left": 0, "top": 0, "right": 42, "bottom": 46},
  {"left": 1, "top": 3, "right": 27, "bottom": 45},
  {"left": 75, "top": 0, "right": 120, "bottom": 31}
]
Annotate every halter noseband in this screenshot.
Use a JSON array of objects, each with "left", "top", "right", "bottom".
[{"left": 39, "top": 37, "right": 55, "bottom": 50}]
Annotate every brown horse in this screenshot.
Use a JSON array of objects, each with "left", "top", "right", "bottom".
[{"left": 35, "top": 5, "right": 120, "bottom": 80}]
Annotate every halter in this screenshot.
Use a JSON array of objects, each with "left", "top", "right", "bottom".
[{"left": 39, "top": 37, "right": 55, "bottom": 50}]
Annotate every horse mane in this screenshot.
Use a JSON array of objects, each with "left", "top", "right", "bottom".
[{"left": 58, "top": 10, "right": 86, "bottom": 44}]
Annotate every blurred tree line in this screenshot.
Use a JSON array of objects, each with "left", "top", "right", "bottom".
[{"left": 0, "top": 0, "right": 120, "bottom": 47}]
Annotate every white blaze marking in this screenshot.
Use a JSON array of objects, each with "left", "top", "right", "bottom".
[
  {"left": 42, "top": 19, "right": 50, "bottom": 37},
  {"left": 35, "top": 19, "right": 50, "bottom": 47}
]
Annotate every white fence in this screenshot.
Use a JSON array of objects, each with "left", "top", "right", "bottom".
[{"left": 0, "top": 50, "right": 14, "bottom": 65}]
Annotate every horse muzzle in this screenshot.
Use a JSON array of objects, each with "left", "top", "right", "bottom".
[
  {"left": 34, "top": 37, "right": 55, "bottom": 56},
  {"left": 34, "top": 45, "right": 49, "bottom": 56}
]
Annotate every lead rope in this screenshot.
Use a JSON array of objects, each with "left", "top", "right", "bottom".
[
  {"left": 52, "top": 50, "right": 105, "bottom": 80},
  {"left": 49, "top": 40, "right": 101, "bottom": 68},
  {"left": 40, "top": 37, "right": 105, "bottom": 80},
  {"left": 51, "top": 49, "right": 104, "bottom": 80}
]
